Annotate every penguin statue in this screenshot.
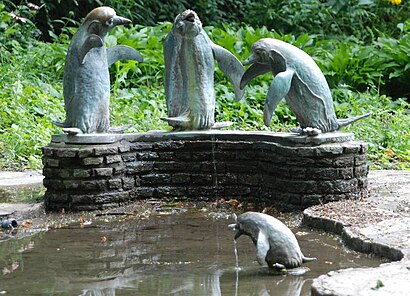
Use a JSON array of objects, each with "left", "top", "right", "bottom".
[
  {"left": 162, "top": 10, "right": 244, "bottom": 131},
  {"left": 53, "top": 6, "right": 143, "bottom": 134},
  {"left": 240, "top": 38, "right": 370, "bottom": 135}
]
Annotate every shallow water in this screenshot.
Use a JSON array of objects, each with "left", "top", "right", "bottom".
[{"left": 0, "top": 210, "right": 384, "bottom": 295}]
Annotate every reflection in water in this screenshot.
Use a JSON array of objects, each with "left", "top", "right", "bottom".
[{"left": 0, "top": 211, "right": 384, "bottom": 295}]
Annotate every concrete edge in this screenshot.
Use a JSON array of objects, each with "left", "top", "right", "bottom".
[
  {"left": 302, "top": 209, "right": 405, "bottom": 261},
  {"left": 51, "top": 130, "right": 355, "bottom": 145}
]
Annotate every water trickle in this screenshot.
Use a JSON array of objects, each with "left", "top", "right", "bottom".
[
  {"left": 211, "top": 135, "right": 218, "bottom": 199},
  {"left": 234, "top": 239, "right": 240, "bottom": 296}
]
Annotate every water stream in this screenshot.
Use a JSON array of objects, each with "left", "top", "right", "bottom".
[
  {"left": 233, "top": 239, "right": 239, "bottom": 296},
  {"left": 0, "top": 210, "right": 385, "bottom": 295}
]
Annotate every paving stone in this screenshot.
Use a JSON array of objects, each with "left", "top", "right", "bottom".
[{"left": 311, "top": 261, "right": 410, "bottom": 296}]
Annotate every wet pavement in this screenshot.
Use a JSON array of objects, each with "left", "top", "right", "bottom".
[
  {"left": 0, "top": 169, "right": 409, "bottom": 295},
  {"left": 0, "top": 208, "right": 384, "bottom": 295},
  {"left": 0, "top": 170, "right": 44, "bottom": 204},
  {"left": 304, "top": 170, "right": 410, "bottom": 295}
]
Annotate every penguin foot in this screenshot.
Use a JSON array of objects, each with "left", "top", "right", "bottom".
[
  {"left": 265, "top": 263, "right": 287, "bottom": 275},
  {"left": 271, "top": 263, "right": 286, "bottom": 271},
  {"left": 62, "top": 127, "right": 83, "bottom": 135},
  {"left": 303, "top": 127, "right": 322, "bottom": 136},
  {"left": 291, "top": 127, "right": 322, "bottom": 136}
]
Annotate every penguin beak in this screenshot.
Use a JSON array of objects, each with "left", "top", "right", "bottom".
[
  {"left": 228, "top": 223, "right": 237, "bottom": 230},
  {"left": 185, "top": 12, "right": 196, "bottom": 22},
  {"left": 228, "top": 222, "right": 243, "bottom": 240},
  {"left": 234, "top": 231, "right": 243, "bottom": 240},
  {"left": 242, "top": 54, "right": 258, "bottom": 66},
  {"left": 111, "top": 16, "right": 132, "bottom": 26}
]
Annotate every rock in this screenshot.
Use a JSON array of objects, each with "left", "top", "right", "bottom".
[{"left": 311, "top": 261, "right": 410, "bottom": 296}]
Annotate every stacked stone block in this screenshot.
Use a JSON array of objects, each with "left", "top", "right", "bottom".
[{"left": 42, "top": 134, "right": 368, "bottom": 211}]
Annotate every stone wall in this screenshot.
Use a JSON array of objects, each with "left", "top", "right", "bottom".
[{"left": 42, "top": 131, "right": 368, "bottom": 211}]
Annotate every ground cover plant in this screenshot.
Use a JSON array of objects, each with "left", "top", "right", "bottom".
[{"left": 0, "top": 1, "right": 409, "bottom": 170}]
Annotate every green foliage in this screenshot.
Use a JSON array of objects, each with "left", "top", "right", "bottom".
[
  {"left": 244, "top": 0, "right": 409, "bottom": 40},
  {"left": 0, "top": 1, "right": 42, "bottom": 46},
  {"left": 332, "top": 87, "right": 409, "bottom": 169},
  {"left": 0, "top": 2, "right": 409, "bottom": 170},
  {"left": 0, "top": 2, "right": 64, "bottom": 169},
  {"left": 371, "top": 279, "right": 385, "bottom": 290}
]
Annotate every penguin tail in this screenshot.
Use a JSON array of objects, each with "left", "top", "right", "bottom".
[
  {"left": 337, "top": 112, "right": 372, "bottom": 129},
  {"left": 161, "top": 115, "right": 190, "bottom": 129},
  {"left": 109, "top": 125, "right": 131, "bottom": 134},
  {"left": 212, "top": 121, "right": 233, "bottom": 129},
  {"left": 302, "top": 256, "right": 317, "bottom": 263},
  {"left": 52, "top": 120, "right": 66, "bottom": 128}
]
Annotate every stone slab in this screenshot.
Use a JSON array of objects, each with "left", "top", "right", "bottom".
[
  {"left": 303, "top": 170, "right": 410, "bottom": 259},
  {"left": 51, "top": 130, "right": 354, "bottom": 145},
  {"left": 304, "top": 170, "right": 410, "bottom": 296},
  {"left": 0, "top": 171, "right": 45, "bottom": 202},
  {"left": 311, "top": 261, "right": 410, "bottom": 296},
  {"left": 0, "top": 171, "right": 44, "bottom": 187},
  {"left": 52, "top": 133, "right": 126, "bottom": 144}
]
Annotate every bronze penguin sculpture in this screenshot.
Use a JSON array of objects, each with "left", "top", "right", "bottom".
[
  {"left": 162, "top": 10, "right": 244, "bottom": 130},
  {"left": 240, "top": 38, "right": 370, "bottom": 135},
  {"left": 53, "top": 7, "right": 143, "bottom": 134},
  {"left": 229, "top": 212, "right": 316, "bottom": 270}
]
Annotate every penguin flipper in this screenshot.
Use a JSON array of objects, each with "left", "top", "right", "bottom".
[
  {"left": 256, "top": 230, "right": 270, "bottom": 265},
  {"left": 240, "top": 63, "right": 271, "bottom": 90},
  {"left": 163, "top": 32, "right": 187, "bottom": 115},
  {"left": 107, "top": 45, "right": 143, "bottom": 67},
  {"left": 264, "top": 69, "right": 295, "bottom": 126},
  {"left": 211, "top": 43, "right": 245, "bottom": 102},
  {"left": 79, "top": 34, "right": 104, "bottom": 64}
]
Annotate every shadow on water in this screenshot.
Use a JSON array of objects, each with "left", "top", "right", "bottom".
[{"left": 0, "top": 210, "right": 385, "bottom": 295}]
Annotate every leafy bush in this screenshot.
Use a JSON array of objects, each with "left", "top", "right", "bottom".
[
  {"left": 307, "top": 19, "right": 410, "bottom": 99},
  {"left": 244, "top": 0, "right": 409, "bottom": 40},
  {"left": 0, "top": 2, "right": 408, "bottom": 170},
  {"left": 332, "top": 87, "right": 409, "bottom": 169},
  {"left": 0, "top": 2, "right": 64, "bottom": 169}
]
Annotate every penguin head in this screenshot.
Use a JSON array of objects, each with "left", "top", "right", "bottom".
[
  {"left": 173, "top": 10, "right": 202, "bottom": 37},
  {"left": 229, "top": 212, "right": 260, "bottom": 244},
  {"left": 84, "top": 7, "right": 131, "bottom": 36},
  {"left": 243, "top": 38, "right": 271, "bottom": 66}
]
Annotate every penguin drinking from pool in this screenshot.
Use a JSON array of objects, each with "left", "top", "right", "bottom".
[
  {"left": 240, "top": 38, "right": 370, "bottom": 135},
  {"left": 53, "top": 7, "right": 143, "bottom": 134},
  {"left": 229, "top": 212, "right": 316, "bottom": 272}
]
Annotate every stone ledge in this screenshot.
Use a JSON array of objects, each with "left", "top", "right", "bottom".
[
  {"left": 303, "top": 207, "right": 405, "bottom": 261},
  {"left": 303, "top": 171, "right": 410, "bottom": 261},
  {"left": 311, "top": 261, "right": 410, "bottom": 296},
  {"left": 43, "top": 131, "right": 367, "bottom": 211},
  {"left": 51, "top": 130, "right": 354, "bottom": 145},
  {"left": 303, "top": 170, "right": 410, "bottom": 296},
  {"left": 0, "top": 171, "right": 45, "bottom": 203}
]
